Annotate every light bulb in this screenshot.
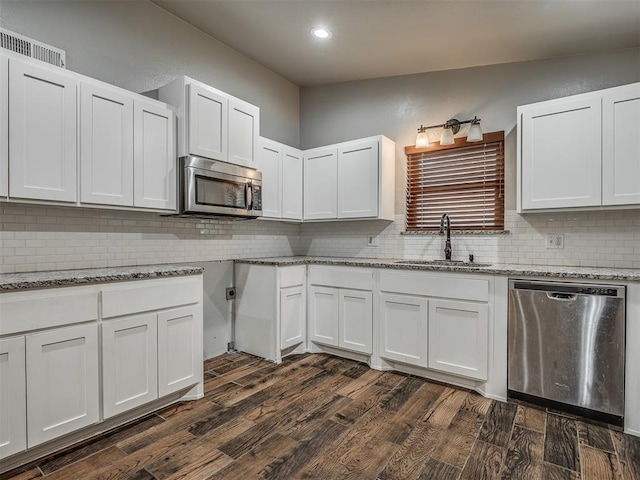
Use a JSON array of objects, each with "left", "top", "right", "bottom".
[
  {"left": 467, "top": 121, "right": 483, "bottom": 142},
  {"left": 311, "top": 27, "right": 332, "bottom": 39},
  {"left": 440, "top": 128, "right": 455, "bottom": 145},
  {"left": 416, "top": 129, "right": 429, "bottom": 148}
]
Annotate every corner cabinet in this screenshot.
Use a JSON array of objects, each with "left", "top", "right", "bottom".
[
  {"left": 158, "top": 76, "right": 260, "bottom": 169},
  {"left": 303, "top": 135, "right": 395, "bottom": 221},
  {"left": 234, "top": 263, "right": 306, "bottom": 363},
  {"left": 258, "top": 137, "right": 303, "bottom": 221},
  {"left": 518, "top": 82, "right": 640, "bottom": 212}
]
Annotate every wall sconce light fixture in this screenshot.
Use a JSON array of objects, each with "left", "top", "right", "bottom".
[{"left": 415, "top": 116, "right": 482, "bottom": 147}]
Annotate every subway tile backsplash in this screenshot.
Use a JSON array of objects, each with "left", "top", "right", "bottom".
[{"left": 1, "top": 204, "right": 639, "bottom": 273}]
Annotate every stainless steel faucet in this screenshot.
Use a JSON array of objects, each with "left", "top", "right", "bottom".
[{"left": 439, "top": 213, "right": 452, "bottom": 260}]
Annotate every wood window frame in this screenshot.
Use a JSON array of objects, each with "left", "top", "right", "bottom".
[{"left": 404, "top": 131, "right": 505, "bottom": 232}]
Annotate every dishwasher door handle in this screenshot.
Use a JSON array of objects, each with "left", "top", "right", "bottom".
[{"left": 546, "top": 292, "right": 578, "bottom": 301}]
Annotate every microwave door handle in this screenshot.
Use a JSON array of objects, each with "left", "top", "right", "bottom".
[{"left": 245, "top": 183, "right": 253, "bottom": 210}]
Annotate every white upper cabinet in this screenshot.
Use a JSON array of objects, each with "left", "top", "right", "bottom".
[
  {"left": 159, "top": 76, "right": 260, "bottom": 169},
  {"left": 0, "top": 54, "right": 7, "bottom": 198},
  {"left": 520, "top": 96, "right": 602, "bottom": 210},
  {"left": 187, "top": 83, "right": 228, "bottom": 161},
  {"left": 259, "top": 137, "right": 303, "bottom": 221},
  {"left": 3, "top": 54, "right": 175, "bottom": 211},
  {"left": 304, "top": 147, "right": 338, "bottom": 220},
  {"left": 338, "top": 139, "right": 379, "bottom": 218},
  {"left": 228, "top": 97, "right": 259, "bottom": 169},
  {"left": 9, "top": 58, "right": 78, "bottom": 202},
  {"left": 518, "top": 82, "right": 640, "bottom": 212},
  {"left": 602, "top": 83, "right": 640, "bottom": 206},
  {"left": 259, "top": 139, "right": 282, "bottom": 218},
  {"left": 80, "top": 82, "right": 134, "bottom": 206},
  {"left": 281, "top": 147, "right": 303, "bottom": 220},
  {"left": 133, "top": 99, "right": 176, "bottom": 210},
  {"left": 304, "top": 135, "right": 395, "bottom": 221}
]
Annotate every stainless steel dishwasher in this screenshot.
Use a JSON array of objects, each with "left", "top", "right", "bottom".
[{"left": 508, "top": 279, "right": 625, "bottom": 425}]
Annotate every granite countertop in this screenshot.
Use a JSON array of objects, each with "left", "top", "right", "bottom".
[
  {"left": 235, "top": 256, "right": 640, "bottom": 282},
  {"left": 0, "top": 265, "right": 204, "bottom": 291}
]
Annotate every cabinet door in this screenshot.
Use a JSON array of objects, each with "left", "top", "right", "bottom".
[
  {"left": 282, "top": 147, "right": 303, "bottom": 221},
  {"left": 304, "top": 148, "right": 338, "bottom": 220},
  {"left": 339, "top": 289, "right": 372, "bottom": 354},
  {"left": 228, "top": 97, "right": 259, "bottom": 169},
  {"left": 187, "top": 83, "right": 228, "bottom": 161},
  {"left": 80, "top": 82, "right": 134, "bottom": 206},
  {"left": 379, "top": 293, "right": 428, "bottom": 367},
  {"left": 0, "top": 54, "right": 7, "bottom": 198},
  {"left": 102, "top": 314, "right": 158, "bottom": 419},
  {"left": 0, "top": 336, "right": 26, "bottom": 459},
  {"left": 134, "top": 99, "right": 176, "bottom": 210},
  {"left": 602, "top": 83, "right": 640, "bottom": 206},
  {"left": 26, "top": 323, "right": 99, "bottom": 447},
  {"left": 259, "top": 139, "right": 282, "bottom": 218},
  {"left": 521, "top": 96, "right": 602, "bottom": 209},
  {"left": 9, "top": 58, "right": 77, "bottom": 202},
  {"left": 280, "top": 285, "right": 306, "bottom": 350},
  {"left": 308, "top": 286, "right": 339, "bottom": 347},
  {"left": 158, "top": 306, "right": 202, "bottom": 397},
  {"left": 338, "top": 139, "right": 379, "bottom": 218},
  {"left": 428, "top": 299, "right": 488, "bottom": 381}
]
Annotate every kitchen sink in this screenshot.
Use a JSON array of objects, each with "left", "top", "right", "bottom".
[{"left": 394, "top": 259, "right": 492, "bottom": 267}]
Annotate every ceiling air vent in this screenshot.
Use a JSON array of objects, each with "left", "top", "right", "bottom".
[{"left": 0, "top": 28, "right": 66, "bottom": 68}]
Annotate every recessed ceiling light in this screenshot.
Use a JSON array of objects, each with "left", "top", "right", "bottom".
[{"left": 311, "top": 27, "right": 332, "bottom": 39}]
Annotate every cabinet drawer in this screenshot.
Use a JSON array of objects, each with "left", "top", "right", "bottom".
[
  {"left": 0, "top": 288, "right": 98, "bottom": 336},
  {"left": 309, "top": 266, "right": 373, "bottom": 290},
  {"left": 102, "top": 276, "right": 201, "bottom": 319},
  {"left": 379, "top": 271, "right": 489, "bottom": 302},
  {"left": 279, "top": 265, "right": 306, "bottom": 288}
]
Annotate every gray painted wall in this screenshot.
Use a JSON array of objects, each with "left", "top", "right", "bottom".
[
  {"left": 0, "top": 0, "right": 300, "bottom": 146},
  {"left": 300, "top": 48, "right": 640, "bottom": 210}
]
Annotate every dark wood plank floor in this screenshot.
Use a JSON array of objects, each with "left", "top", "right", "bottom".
[{"left": 2, "top": 353, "right": 639, "bottom": 480}]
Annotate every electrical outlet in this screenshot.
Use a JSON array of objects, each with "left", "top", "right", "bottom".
[
  {"left": 367, "top": 235, "right": 379, "bottom": 247},
  {"left": 546, "top": 233, "right": 564, "bottom": 249}
]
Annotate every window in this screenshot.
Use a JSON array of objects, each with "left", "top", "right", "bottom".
[{"left": 405, "top": 131, "right": 505, "bottom": 231}]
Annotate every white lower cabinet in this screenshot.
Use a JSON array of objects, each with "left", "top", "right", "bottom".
[
  {"left": 26, "top": 323, "right": 99, "bottom": 448},
  {"left": 234, "top": 264, "right": 306, "bottom": 362},
  {"left": 0, "top": 273, "right": 203, "bottom": 466},
  {"left": 378, "top": 270, "right": 490, "bottom": 382},
  {"left": 158, "top": 306, "right": 201, "bottom": 397},
  {"left": 102, "top": 313, "right": 158, "bottom": 419},
  {"left": 379, "top": 293, "right": 428, "bottom": 367},
  {"left": 0, "top": 336, "right": 26, "bottom": 459},
  {"left": 308, "top": 266, "right": 374, "bottom": 355},
  {"left": 428, "top": 299, "right": 488, "bottom": 381},
  {"left": 339, "top": 289, "right": 373, "bottom": 354},
  {"left": 280, "top": 285, "right": 306, "bottom": 350},
  {"left": 308, "top": 286, "right": 340, "bottom": 347}
]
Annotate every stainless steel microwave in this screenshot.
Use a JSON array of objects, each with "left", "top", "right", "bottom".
[{"left": 179, "top": 156, "right": 262, "bottom": 218}]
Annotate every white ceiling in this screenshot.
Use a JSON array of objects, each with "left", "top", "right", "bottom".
[{"left": 151, "top": 0, "right": 640, "bottom": 87}]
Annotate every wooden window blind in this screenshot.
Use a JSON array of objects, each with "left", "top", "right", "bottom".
[{"left": 404, "top": 131, "right": 505, "bottom": 231}]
